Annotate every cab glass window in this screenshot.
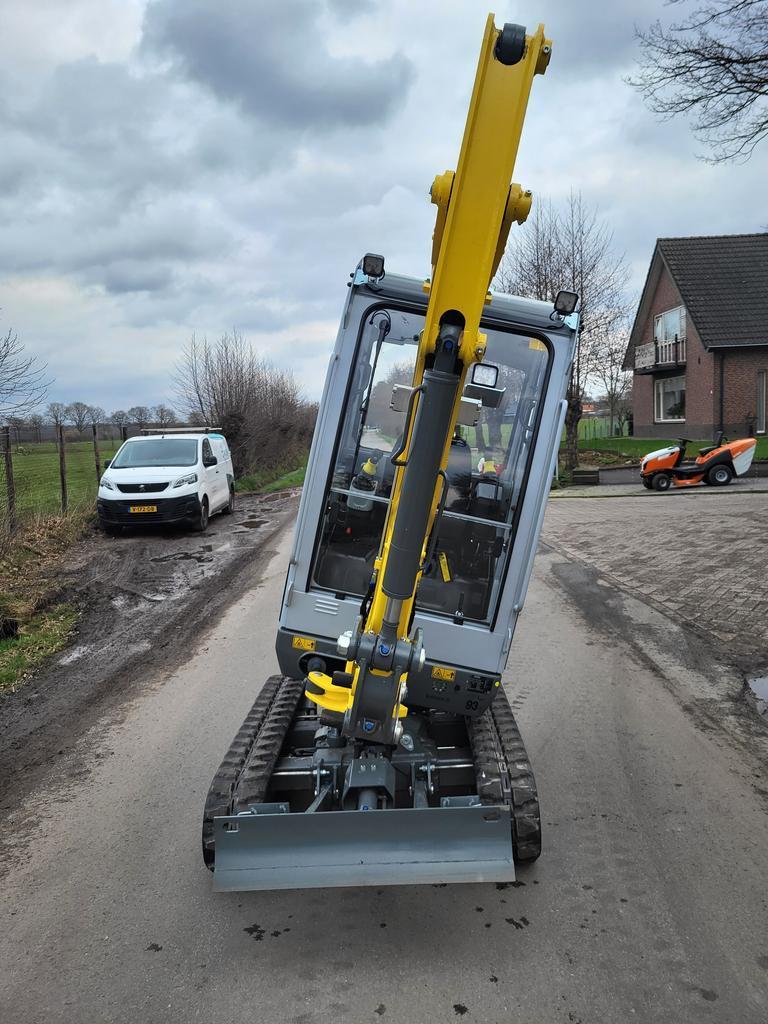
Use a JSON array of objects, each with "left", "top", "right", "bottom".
[{"left": 310, "top": 305, "right": 551, "bottom": 626}]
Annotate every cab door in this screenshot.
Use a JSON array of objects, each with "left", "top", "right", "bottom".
[{"left": 201, "top": 438, "right": 226, "bottom": 509}]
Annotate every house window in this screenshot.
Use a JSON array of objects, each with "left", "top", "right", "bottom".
[
  {"left": 758, "top": 370, "right": 767, "bottom": 434},
  {"left": 654, "top": 375, "right": 686, "bottom": 422},
  {"left": 654, "top": 306, "right": 686, "bottom": 364}
]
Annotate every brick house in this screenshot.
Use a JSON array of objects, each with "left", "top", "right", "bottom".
[{"left": 624, "top": 233, "right": 768, "bottom": 439}]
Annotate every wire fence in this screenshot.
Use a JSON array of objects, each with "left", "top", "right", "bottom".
[
  {"left": 0, "top": 425, "right": 123, "bottom": 544},
  {"left": 577, "top": 416, "right": 630, "bottom": 443}
]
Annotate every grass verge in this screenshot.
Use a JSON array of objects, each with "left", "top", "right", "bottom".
[
  {"left": 0, "top": 507, "right": 95, "bottom": 695},
  {"left": 0, "top": 604, "right": 79, "bottom": 694},
  {"left": 236, "top": 455, "right": 308, "bottom": 495}
]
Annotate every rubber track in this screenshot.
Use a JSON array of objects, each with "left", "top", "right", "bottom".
[
  {"left": 231, "top": 677, "right": 306, "bottom": 812},
  {"left": 202, "top": 674, "right": 290, "bottom": 869},
  {"left": 468, "top": 687, "right": 542, "bottom": 862}
]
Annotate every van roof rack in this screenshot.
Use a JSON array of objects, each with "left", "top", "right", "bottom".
[{"left": 139, "top": 426, "right": 223, "bottom": 435}]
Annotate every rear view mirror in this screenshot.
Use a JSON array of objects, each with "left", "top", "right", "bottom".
[
  {"left": 103, "top": 459, "right": 111, "bottom": 469},
  {"left": 204, "top": 455, "right": 218, "bottom": 467}
]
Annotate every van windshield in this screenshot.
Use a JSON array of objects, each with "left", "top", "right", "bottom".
[{"left": 111, "top": 438, "right": 198, "bottom": 468}]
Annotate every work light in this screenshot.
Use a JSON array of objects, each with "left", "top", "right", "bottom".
[
  {"left": 471, "top": 362, "right": 499, "bottom": 387},
  {"left": 554, "top": 290, "right": 578, "bottom": 315},
  {"left": 362, "top": 253, "right": 385, "bottom": 280}
]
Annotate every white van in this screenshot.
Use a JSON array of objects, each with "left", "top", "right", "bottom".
[{"left": 97, "top": 431, "right": 234, "bottom": 535}]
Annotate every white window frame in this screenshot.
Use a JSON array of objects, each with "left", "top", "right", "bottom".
[
  {"left": 654, "top": 306, "right": 687, "bottom": 364},
  {"left": 654, "top": 375, "right": 686, "bottom": 423},
  {"left": 758, "top": 370, "right": 767, "bottom": 435}
]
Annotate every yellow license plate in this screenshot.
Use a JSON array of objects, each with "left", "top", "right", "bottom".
[
  {"left": 129, "top": 504, "right": 158, "bottom": 513},
  {"left": 292, "top": 635, "right": 316, "bottom": 651}
]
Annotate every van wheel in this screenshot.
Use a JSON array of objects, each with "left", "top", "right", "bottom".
[
  {"left": 194, "top": 497, "right": 210, "bottom": 532},
  {"left": 652, "top": 473, "right": 672, "bottom": 491},
  {"left": 707, "top": 464, "right": 733, "bottom": 487},
  {"left": 222, "top": 487, "right": 235, "bottom": 515}
]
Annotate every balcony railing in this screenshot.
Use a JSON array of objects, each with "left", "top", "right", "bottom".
[{"left": 634, "top": 337, "right": 686, "bottom": 372}]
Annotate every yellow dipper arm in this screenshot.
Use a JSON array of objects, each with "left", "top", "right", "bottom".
[
  {"left": 427, "top": 17, "right": 551, "bottom": 363},
  {"left": 307, "top": 15, "right": 551, "bottom": 743}
]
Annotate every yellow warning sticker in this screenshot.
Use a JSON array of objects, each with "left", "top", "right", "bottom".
[
  {"left": 432, "top": 665, "right": 456, "bottom": 682},
  {"left": 292, "top": 635, "right": 316, "bottom": 651},
  {"left": 528, "top": 338, "right": 547, "bottom": 352},
  {"left": 438, "top": 551, "right": 452, "bottom": 582}
]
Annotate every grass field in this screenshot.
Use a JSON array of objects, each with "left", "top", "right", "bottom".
[
  {"left": 1, "top": 440, "right": 312, "bottom": 528},
  {"left": 2, "top": 439, "right": 123, "bottom": 520}
]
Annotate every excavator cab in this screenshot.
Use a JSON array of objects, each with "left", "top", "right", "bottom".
[
  {"left": 203, "top": 13, "right": 579, "bottom": 892},
  {"left": 276, "top": 277, "right": 572, "bottom": 710}
]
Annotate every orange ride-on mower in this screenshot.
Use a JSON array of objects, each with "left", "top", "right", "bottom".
[{"left": 640, "top": 433, "right": 757, "bottom": 491}]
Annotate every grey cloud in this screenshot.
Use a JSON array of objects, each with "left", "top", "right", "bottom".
[
  {"left": 327, "top": 0, "right": 376, "bottom": 16},
  {"left": 142, "top": 0, "right": 414, "bottom": 128},
  {"left": 101, "top": 261, "right": 174, "bottom": 295},
  {"left": 528, "top": 0, "right": 669, "bottom": 78},
  {"left": 0, "top": 0, "right": 763, "bottom": 412}
]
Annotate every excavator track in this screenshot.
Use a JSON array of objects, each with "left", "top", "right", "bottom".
[
  {"left": 202, "top": 674, "right": 297, "bottom": 869},
  {"left": 231, "top": 677, "right": 306, "bottom": 812},
  {"left": 468, "top": 686, "right": 542, "bottom": 862}
]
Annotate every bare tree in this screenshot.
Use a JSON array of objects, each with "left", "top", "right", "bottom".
[
  {"left": 591, "top": 324, "right": 633, "bottom": 436},
  {"left": 496, "top": 192, "right": 629, "bottom": 469},
  {"left": 28, "top": 413, "right": 44, "bottom": 442},
  {"left": 46, "top": 401, "right": 67, "bottom": 428},
  {"left": 0, "top": 327, "right": 49, "bottom": 419},
  {"left": 86, "top": 405, "right": 106, "bottom": 428},
  {"left": 66, "top": 401, "right": 90, "bottom": 435},
  {"left": 153, "top": 403, "right": 176, "bottom": 427},
  {"left": 175, "top": 332, "right": 316, "bottom": 476},
  {"left": 127, "top": 405, "right": 151, "bottom": 429},
  {"left": 108, "top": 409, "right": 129, "bottom": 441},
  {"left": 630, "top": 0, "right": 768, "bottom": 162},
  {"left": 6, "top": 415, "right": 27, "bottom": 445}
]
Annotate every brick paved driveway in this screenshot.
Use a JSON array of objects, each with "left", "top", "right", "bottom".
[{"left": 541, "top": 489, "right": 768, "bottom": 670}]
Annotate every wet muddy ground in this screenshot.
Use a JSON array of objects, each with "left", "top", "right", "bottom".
[{"left": 0, "top": 490, "right": 298, "bottom": 818}]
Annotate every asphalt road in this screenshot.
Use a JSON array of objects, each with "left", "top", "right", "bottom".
[{"left": 2, "top": 524, "right": 767, "bottom": 1024}]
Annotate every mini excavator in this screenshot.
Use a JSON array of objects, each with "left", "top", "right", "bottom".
[{"left": 203, "top": 14, "right": 578, "bottom": 890}]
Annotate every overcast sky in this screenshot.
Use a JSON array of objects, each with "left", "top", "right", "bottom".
[{"left": 1, "top": 0, "right": 765, "bottom": 412}]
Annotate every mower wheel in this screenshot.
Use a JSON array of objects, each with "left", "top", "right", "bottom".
[
  {"left": 641, "top": 476, "right": 652, "bottom": 489},
  {"left": 651, "top": 472, "right": 672, "bottom": 492},
  {"left": 707, "top": 464, "right": 733, "bottom": 487}
]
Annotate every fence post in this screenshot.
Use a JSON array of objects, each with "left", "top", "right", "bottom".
[
  {"left": 58, "top": 425, "right": 68, "bottom": 514},
  {"left": 2, "top": 425, "right": 16, "bottom": 533},
  {"left": 121, "top": 425, "right": 127, "bottom": 442},
  {"left": 92, "top": 424, "right": 101, "bottom": 483}
]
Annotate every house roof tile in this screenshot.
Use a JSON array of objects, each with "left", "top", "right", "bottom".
[{"left": 657, "top": 233, "right": 768, "bottom": 349}]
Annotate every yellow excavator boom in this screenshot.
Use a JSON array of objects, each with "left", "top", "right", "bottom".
[{"left": 306, "top": 15, "right": 552, "bottom": 741}]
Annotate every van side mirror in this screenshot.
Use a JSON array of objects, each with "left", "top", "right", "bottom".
[
  {"left": 103, "top": 459, "right": 111, "bottom": 469},
  {"left": 204, "top": 455, "right": 218, "bottom": 467}
]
